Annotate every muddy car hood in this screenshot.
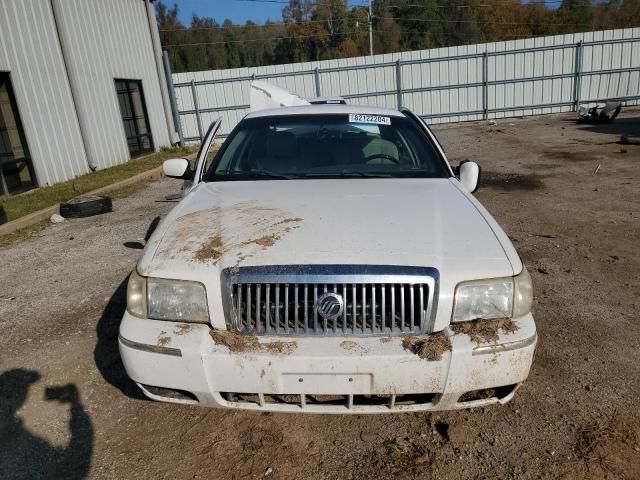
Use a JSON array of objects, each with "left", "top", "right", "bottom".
[
  {"left": 139, "top": 178, "right": 521, "bottom": 330},
  {"left": 140, "top": 178, "right": 520, "bottom": 283}
]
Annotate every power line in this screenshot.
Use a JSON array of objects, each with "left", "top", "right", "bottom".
[
  {"left": 163, "top": 30, "right": 363, "bottom": 47},
  {"left": 161, "top": 14, "right": 616, "bottom": 34}
]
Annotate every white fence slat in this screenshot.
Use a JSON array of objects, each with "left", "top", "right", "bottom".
[{"left": 172, "top": 28, "right": 640, "bottom": 141}]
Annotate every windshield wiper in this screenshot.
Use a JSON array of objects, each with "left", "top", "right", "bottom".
[
  {"left": 220, "top": 170, "right": 299, "bottom": 180},
  {"left": 302, "top": 170, "right": 393, "bottom": 178}
]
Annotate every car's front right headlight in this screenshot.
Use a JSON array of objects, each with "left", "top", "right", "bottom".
[
  {"left": 452, "top": 267, "right": 532, "bottom": 323},
  {"left": 127, "top": 269, "right": 147, "bottom": 318},
  {"left": 126, "top": 270, "right": 209, "bottom": 323}
]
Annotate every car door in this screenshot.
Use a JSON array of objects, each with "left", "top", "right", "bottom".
[{"left": 182, "top": 117, "right": 222, "bottom": 196}]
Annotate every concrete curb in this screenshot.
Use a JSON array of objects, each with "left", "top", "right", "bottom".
[{"left": 0, "top": 157, "right": 185, "bottom": 238}]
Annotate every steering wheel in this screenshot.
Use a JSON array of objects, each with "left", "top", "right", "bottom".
[{"left": 364, "top": 153, "right": 400, "bottom": 165}]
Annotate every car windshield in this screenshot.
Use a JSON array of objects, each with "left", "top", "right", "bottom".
[{"left": 203, "top": 113, "right": 449, "bottom": 180}]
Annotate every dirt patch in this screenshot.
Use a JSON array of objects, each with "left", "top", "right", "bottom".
[
  {"left": 210, "top": 329, "right": 297, "bottom": 354},
  {"left": 156, "top": 203, "right": 303, "bottom": 266},
  {"left": 481, "top": 172, "right": 545, "bottom": 191},
  {"left": 157, "top": 331, "right": 170, "bottom": 347},
  {"left": 193, "top": 234, "right": 223, "bottom": 262},
  {"left": 340, "top": 340, "right": 357, "bottom": 350},
  {"left": 248, "top": 234, "right": 278, "bottom": 248},
  {"left": 450, "top": 318, "right": 519, "bottom": 344},
  {"left": 339, "top": 340, "right": 369, "bottom": 353},
  {"left": 276, "top": 217, "right": 303, "bottom": 225},
  {"left": 173, "top": 324, "right": 195, "bottom": 335},
  {"left": 542, "top": 149, "right": 601, "bottom": 162},
  {"left": 401, "top": 332, "right": 451, "bottom": 361},
  {"left": 241, "top": 225, "right": 300, "bottom": 250},
  {"left": 240, "top": 426, "right": 285, "bottom": 450},
  {"left": 575, "top": 416, "right": 640, "bottom": 479}
]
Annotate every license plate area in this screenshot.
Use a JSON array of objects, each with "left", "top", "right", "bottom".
[{"left": 280, "top": 373, "right": 373, "bottom": 394}]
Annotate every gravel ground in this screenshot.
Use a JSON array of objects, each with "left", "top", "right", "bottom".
[{"left": 1, "top": 111, "right": 639, "bottom": 479}]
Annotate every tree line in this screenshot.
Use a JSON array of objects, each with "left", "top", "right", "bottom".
[{"left": 157, "top": 0, "right": 640, "bottom": 73}]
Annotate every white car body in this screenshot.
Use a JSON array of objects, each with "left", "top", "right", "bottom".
[{"left": 119, "top": 105, "right": 536, "bottom": 413}]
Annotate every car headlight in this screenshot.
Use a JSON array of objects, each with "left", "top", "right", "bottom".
[
  {"left": 126, "top": 270, "right": 209, "bottom": 323},
  {"left": 452, "top": 267, "right": 532, "bottom": 323},
  {"left": 127, "top": 270, "right": 147, "bottom": 318}
]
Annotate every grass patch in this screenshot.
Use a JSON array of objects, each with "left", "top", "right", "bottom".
[
  {"left": 0, "top": 145, "right": 197, "bottom": 222},
  {"left": 0, "top": 221, "right": 47, "bottom": 249}
]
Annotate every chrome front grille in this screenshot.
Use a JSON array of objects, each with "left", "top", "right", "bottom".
[{"left": 222, "top": 265, "right": 438, "bottom": 335}]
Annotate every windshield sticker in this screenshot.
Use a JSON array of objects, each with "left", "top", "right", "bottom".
[
  {"left": 348, "top": 114, "right": 391, "bottom": 125},
  {"left": 350, "top": 124, "right": 380, "bottom": 134}
]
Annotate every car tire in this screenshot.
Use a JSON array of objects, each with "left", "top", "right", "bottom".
[
  {"left": 0, "top": 205, "right": 7, "bottom": 225},
  {"left": 59, "top": 196, "right": 112, "bottom": 219}
]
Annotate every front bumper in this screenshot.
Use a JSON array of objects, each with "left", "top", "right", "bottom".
[{"left": 119, "top": 312, "right": 536, "bottom": 414}]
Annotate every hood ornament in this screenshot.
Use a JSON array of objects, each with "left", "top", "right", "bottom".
[{"left": 315, "top": 292, "right": 344, "bottom": 321}]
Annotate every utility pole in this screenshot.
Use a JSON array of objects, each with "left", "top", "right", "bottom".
[{"left": 368, "top": 0, "right": 373, "bottom": 56}]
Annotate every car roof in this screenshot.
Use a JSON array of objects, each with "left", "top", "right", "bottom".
[{"left": 244, "top": 104, "right": 405, "bottom": 119}]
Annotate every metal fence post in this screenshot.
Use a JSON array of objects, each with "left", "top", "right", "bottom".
[
  {"left": 0, "top": 168, "right": 8, "bottom": 197},
  {"left": 314, "top": 67, "right": 321, "bottom": 97},
  {"left": 191, "top": 79, "right": 204, "bottom": 142},
  {"left": 482, "top": 51, "right": 489, "bottom": 120},
  {"left": 573, "top": 41, "right": 584, "bottom": 111},
  {"left": 163, "top": 51, "right": 184, "bottom": 146},
  {"left": 395, "top": 59, "right": 403, "bottom": 109}
]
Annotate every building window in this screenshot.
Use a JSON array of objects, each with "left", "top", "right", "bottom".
[
  {"left": 115, "top": 79, "right": 154, "bottom": 158},
  {"left": 0, "top": 73, "right": 36, "bottom": 196}
]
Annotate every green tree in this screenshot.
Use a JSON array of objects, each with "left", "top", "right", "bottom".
[
  {"left": 553, "top": 0, "right": 594, "bottom": 34},
  {"left": 155, "top": 0, "right": 635, "bottom": 72}
]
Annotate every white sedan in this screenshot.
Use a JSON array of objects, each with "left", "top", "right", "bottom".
[{"left": 119, "top": 104, "right": 536, "bottom": 413}]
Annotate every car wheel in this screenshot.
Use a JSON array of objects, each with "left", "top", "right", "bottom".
[
  {"left": 0, "top": 205, "right": 7, "bottom": 225},
  {"left": 59, "top": 196, "right": 112, "bottom": 219}
]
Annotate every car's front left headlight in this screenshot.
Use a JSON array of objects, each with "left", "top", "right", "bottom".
[
  {"left": 126, "top": 270, "right": 209, "bottom": 323},
  {"left": 452, "top": 267, "right": 532, "bottom": 323}
]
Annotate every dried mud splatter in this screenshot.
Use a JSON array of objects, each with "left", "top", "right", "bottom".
[
  {"left": 210, "top": 329, "right": 297, "bottom": 355},
  {"left": 173, "top": 324, "right": 195, "bottom": 335},
  {"left": 162, "top": 203, "right": 303, "bottom": 265},
  {"left": 193, "top": 235, "right": 223, "bottom": 262},
  {"left": 245, "top": 234, "right": 278, "bottom": 248},
  {"left": 402, "top": 332, "right": 451, "bottom": 361},
  {"left": 157, "top": 332, "right": 170, "bottom": 347},
  {"left": 339, "top": 340, "right": 369, "bottom": 353},
  {"left": 450, "top": 318, "right": 519, "bottom": 344},
  {"left": 340, "top": 340, "right": 358, "bottom": 350}
]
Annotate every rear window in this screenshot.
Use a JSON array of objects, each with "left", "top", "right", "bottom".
[{"left": 204, "top": 114, "right": 449, "bottom": 181}]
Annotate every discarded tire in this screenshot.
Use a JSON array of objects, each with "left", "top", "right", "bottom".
[
  {"left": 0, "top": 206, "right": 7, "bottom": 225},
  {"left": 59, "top": 196, "right": 112, "bottom": 219},
  {"left": 621, "top": 135, "right": 640, "bottom": 145}
]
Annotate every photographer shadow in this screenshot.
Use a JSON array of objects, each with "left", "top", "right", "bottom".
[
  {"left": 94, "top": 277, "right": 146, "bottom": 400},
  {"left": 0, "top": 369, "right": 93, "bottom": 480},
  {"left": 95, "top": 215, "right": 161, "bottom": 400}
]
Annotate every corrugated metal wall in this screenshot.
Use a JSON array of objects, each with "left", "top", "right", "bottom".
[
  {"left": 173, "top": 27, "right": 640, "bottom": 140},
  {"left": 53, "top": 0, "right": 171, "bottom": 171},
  {"left": 0, "top": 0, "right": 87, "bottom": 186},
  {"left": 0, "top": 0, "right": 172, "bottom": 188}
]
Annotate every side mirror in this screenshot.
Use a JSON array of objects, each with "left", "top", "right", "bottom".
[
  {"left": 162, "top": 158, "right": 191, "bottom": 179},
  {"left": 458, "top": 161, "right": 480, "bottom": 193}
]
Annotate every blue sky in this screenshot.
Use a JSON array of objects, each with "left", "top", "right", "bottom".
[
  {"left": 169, "top": 1, "right": 368, "bottom": 25},
  {"left": 170, "top": 0, "right": 285, "bottom": 24}
]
